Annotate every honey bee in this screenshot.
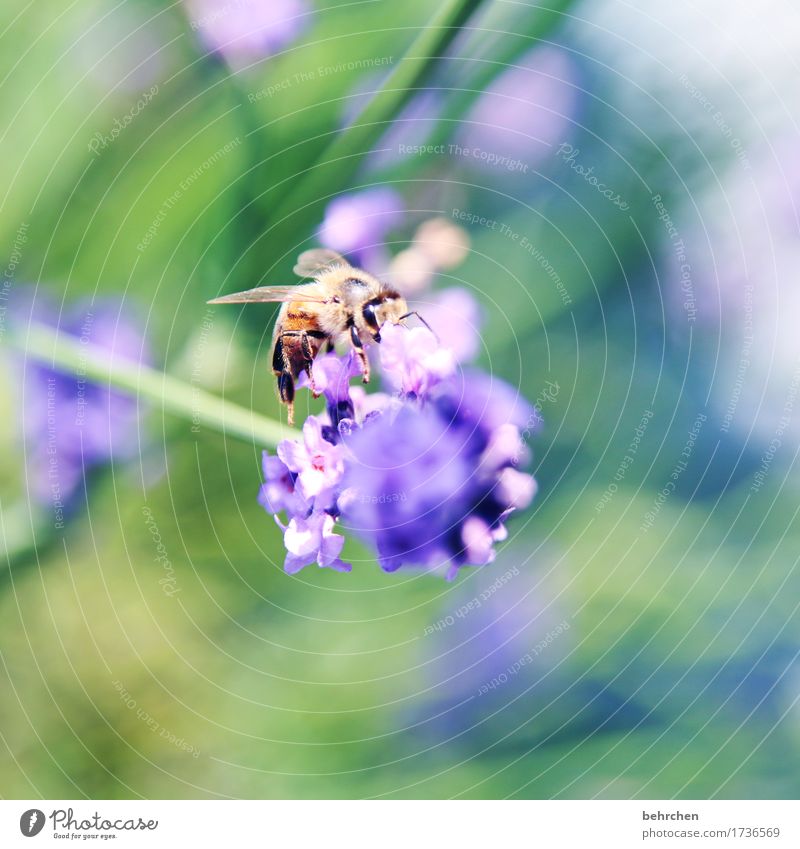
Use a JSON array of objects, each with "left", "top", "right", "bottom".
[{"left": 208, "top": 248, "right": 425, "bottom": 424}]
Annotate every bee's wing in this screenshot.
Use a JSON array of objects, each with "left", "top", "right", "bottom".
[
  {"left": 293, "top": 248, "right": 348, "bottom": 278},
  {"left": 207, "top": 286, "right": 329, "bottom": 304}
]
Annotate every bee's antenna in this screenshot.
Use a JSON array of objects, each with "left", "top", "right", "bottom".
[{"left": 398, "top": 310, "right": 438, "bottom": 341}]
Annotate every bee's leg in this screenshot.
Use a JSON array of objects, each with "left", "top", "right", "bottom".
[
  {"left": 272, "top": 336, "right": 285, "bottom": 374},
  {"left": 277, "top": 371, "right": 295, "bottom": 425},
  {"left": 350, "top": 325, "right": 370, "bottom": 384},
  {"left": 273, "top": 336, "right": 295, "bottom": 424},
  {"left": 281, "top": 331, "right": 320, "bottom": 397},
  {"left": 299, "top": 331, "right": 319, "bottom": 397}
]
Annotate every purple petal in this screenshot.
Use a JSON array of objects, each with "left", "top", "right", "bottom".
[
  {"left": 262, "top": 451, "right": 289, "bottom": 480},
  {"left": 480, "top": 423, "right": 528, "bottom": 470},
  {"left": 283, "top": 552, "right": 309, "bottom": 574},
  {"left": 297, "top": 352, "right": 360, "bottom": 404},
  {"left": 415, "top": 288, "right": 482, "bottom": 363},
  {"left": 185, "top": 0, "right": 311, "bottom": 67},
  {"left": 283, "top": 514, "right": 323, "bottom": 558},
  {"left": 319, "top": 188, "right": 404, "bottom": 260},
  {"left": 461, "top": 516, "right": 497, "bottom": 566},
  {"left": 379, "top": 322, "right": 456, "bottom": 396},
  {"left": 460, "top": 46, "right": 577, "bottom": 170},
  {"left": 496, "top": 468, "right": 537, "bottom": 510},
  {"left": 276, "top": 438, "right": 308, "bottom": 474}
]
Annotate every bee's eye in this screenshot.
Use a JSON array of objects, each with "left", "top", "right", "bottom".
[{"left": 362, "top": 303, "right": 380, "bottom": 333}]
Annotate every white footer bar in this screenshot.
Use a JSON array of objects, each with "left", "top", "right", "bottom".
[{"left": 2, "top": 800, "right": 797, "bottom": 848}]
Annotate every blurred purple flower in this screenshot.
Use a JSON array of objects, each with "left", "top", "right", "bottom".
[
  {"left": 436, "top": 367, "right": 535, "bottom": 436},
  {"left": 319, "top": 188, "right": 404, "bottom": 266},
  {"left": 342, "top": 405, "right": 473, "bottom": 577},
  {"left": 185, "top": 0, "right": 310, "bottom": 68},
  {"left": 342, "top": 380, "right": 535, "bottom": 578},
  {"left": 668, "top": 140, "right": 800, "bottom": 447},
  {"left": 459, "top": 46, "right": 577, "bottom": 171},
  {"left": 370, "top": 91, "right": 442, "bottom": 171},
  {"left": 410, "top": 561, "right": 577, "bottom": 749},
  {"left": 15, "top": 294, "right": 149, "bottom": 510},
  {"left": 340, "top": 68, "right": 443, "bottom": 173},
  {"left": 417, "top": 287, "right": 483, "bottom": 363},
  {"left": 379, "top": 322, "right": 456, "bottom": 397},
  {"left": 349, "top": 385, "right": 395, "bottom": 424}
]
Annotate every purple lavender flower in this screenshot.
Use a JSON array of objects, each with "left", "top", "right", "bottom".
[
  {"left": 412, "top": 562, "right": 574, "bottom": 749},
  {"left": 297, "top": 351, "right": 360, "bottom": 404},
  {"left": 185, "top": 0, "right": 310, "bottom": 69},
  {"left": 277, "top": 416, "right": 344, "bottom": 510},
  {"left": 319, "top": 188, "right": 404, "bottom": 267},
  {"left": 436, "top": 367, "right": 535, "bottom": 436},
  {"left": 256, "top": 271, "right": 537, "bottom": 579},
  {"left": 259, "top": 422, "right": 350, "bottom": 574},
  {"left": 257, "top": 451, "right": 308, "bottom": 516},
  {"left": 277, "top": 510, "right": 350, "bottom": 574},
  {"left": 297, "top": 351, "right": 362, "bottom": 430},
  {"left": 341, "top": 378, "right": 535, "bottom": 579},
  {"left": 378, "top": 322, "right": 456, "bottom": 396},
  {"left": 14, "top": 293, "right": 149, "bottom": 510},
  {"left": 416, "top": 287, "right": 483, "bottom": 363},
  {"left": 258, "top": 347, "right": 536, "bottom": 579},
  {"left": 459, "top": 45, "right": 577, "bottom": 171}
]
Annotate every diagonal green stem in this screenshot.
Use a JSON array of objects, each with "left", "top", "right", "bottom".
[
  {"left": 5, "top": 322, "right": 298, "bottom": 448},
  {"left": 266, "top": 0, "right": 485, "bottom": 248}
]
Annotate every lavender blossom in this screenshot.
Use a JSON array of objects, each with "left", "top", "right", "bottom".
[
  {"left": 378, "top": 322, "right": 456, "bottom": 397},
  {"left": 257, "top": 451, "right": 308, "bottom": 516},
  {"left": 257, "top": 314, "right": 537, "bottom": 579},
  {"left": 185, "top": 0, "right": 310, "bottom": 69},
  {"left": 459, "top": 46, "right": 577, "bottom": 171},
  {"left": 15, "top": 293, "right": 149, "bottom": 511},
  {"left": 277, "top": 510, "right": 350, "bottom": 574},
  {"left": 277, "top": 416, "right": 344, "bottom": 510},
  {"left": 419, "top": 288, "right": 483, "bottom": 363},
  {"left": 297, "top": 350, "right": 361, "bottom": 429},
  {"left": 319, "top": 188, "right": 404, "bottom": 267}
]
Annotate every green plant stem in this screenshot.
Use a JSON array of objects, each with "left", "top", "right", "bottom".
[
  {"left": 266, "top": 0, "right": 485, "bottom": 248},
  {"left": 5, "top": 322, "right": 297, "bottom": 448}
]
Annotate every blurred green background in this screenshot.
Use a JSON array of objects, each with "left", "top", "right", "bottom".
[{"left": 1, "top": 0, "right": 800, "bottom": 799}]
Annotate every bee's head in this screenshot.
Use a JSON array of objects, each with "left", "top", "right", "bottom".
[{"left": 360, "top": 290, "right": 408, "bottom": 342}]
